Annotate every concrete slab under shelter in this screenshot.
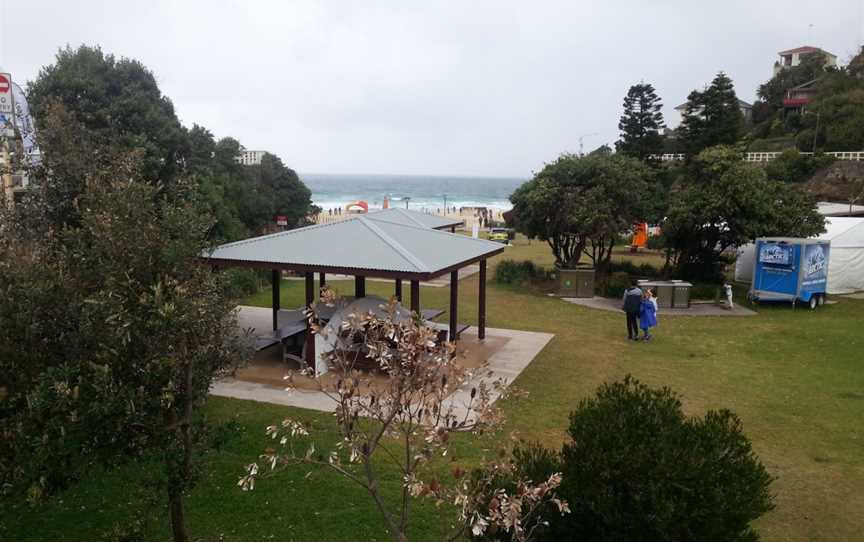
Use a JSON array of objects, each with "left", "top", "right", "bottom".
[{"left": 210, "top": 306, "right": 554, "bottom": 413}]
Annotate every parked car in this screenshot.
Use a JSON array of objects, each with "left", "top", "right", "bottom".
[{"left": 489, "top": 228, "right": 511, "bottom": 243}]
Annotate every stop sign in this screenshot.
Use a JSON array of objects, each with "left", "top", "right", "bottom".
[{"left": 0, "top": 73, "right": 11, "bottom": 114}]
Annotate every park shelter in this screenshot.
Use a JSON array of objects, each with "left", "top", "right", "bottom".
[
  {"left": 366, "top": 207, "right": 463, "bottom": 231},
  {"left": 201, "top": 213, "right": 504, "bottom": 368},
  {"left": 734, "top": 217, "right": 864, "bottom": 294}
]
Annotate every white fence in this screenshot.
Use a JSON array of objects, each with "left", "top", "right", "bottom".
[{"left": 651, "top": 151, "right": 864, "bottom": 163}]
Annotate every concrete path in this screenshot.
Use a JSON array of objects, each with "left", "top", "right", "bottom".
[
  {"left": 560, "top": 296, "right": 757, "bottom": 316},
  {"left": 210, "top": 326, "right": 554, "bottom": 413}
]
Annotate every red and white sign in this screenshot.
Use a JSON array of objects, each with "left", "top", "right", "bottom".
[
  {"left": 275, "top": 215, "right": 288, "bottom": 226},
  {"left": 0, "top": 73, "right": 12, "bottom": 115}
]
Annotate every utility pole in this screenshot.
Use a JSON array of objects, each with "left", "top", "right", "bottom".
[{"left": 578, "top": 133, "right": 599, "bottom": 156}]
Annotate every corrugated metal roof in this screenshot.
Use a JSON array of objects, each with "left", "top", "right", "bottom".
[
  {"left": 366, "top": 208, "right": 463, "bottom": 229},
  {"left": 202, "top": 215, "right": 502, "bottom": 277}
]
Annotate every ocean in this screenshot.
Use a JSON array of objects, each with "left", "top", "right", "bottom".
[{"left": 301, "top": 173, "right": 526, "bottom": 213}]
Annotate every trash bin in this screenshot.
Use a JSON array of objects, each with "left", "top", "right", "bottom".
[
  {"left": 671, "top": 281, "right": 693, "bottom": 308},
  {"left": 638, "top": 280, "right": 690, "bottom": 308},
  {"left": 557, "top": 266, "right": 595, "bottom": 298},
  {"left": 655, "top": 283, "right": 675, "bottom": 308}
]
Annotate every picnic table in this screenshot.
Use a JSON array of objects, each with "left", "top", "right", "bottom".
[
  {"left": 254, "top": 304, "right": 455, "bottom": 368},
  {"left": 254, "top": 309, "right": 309, "bottom": 364},
  {"left": 420, "top": 308, "right": 445, "bottom": 321},
  {"left": 426, "top": 321, "right": 470, "bottom": 342}
]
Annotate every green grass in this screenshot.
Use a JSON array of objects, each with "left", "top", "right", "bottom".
[{"left": 3, "top": 237, "right": 863, "bottom": 541}]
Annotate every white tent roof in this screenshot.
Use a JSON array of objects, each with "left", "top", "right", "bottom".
[
  {"left": 817, "top": 201, "right": 864, "bottom": 217},
  {"left": 816, "top": 217, "right": 864, "bottom": 248}
]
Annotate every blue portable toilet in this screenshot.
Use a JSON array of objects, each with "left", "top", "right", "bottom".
[{"left": 749, "top": 238, "right": 831, "bottom": 309}]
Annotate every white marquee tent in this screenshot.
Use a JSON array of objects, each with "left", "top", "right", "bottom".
[{"left": 735, "top": 217, "right": 864, "bottom": 294}]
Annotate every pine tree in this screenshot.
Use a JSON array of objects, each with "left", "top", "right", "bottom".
[
  {"left": 679, "top": 72, "right": 743, "bottom": 155},
  {"left": 615, "top": 83, "right": 666, "bottom": 160}
]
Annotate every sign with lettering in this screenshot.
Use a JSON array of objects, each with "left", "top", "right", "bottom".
[
  {"left": 0, "top": 74, "right": 12, "bottom": 115},
  {"left": 758, "top": 243, "right": 792, "bottom": 265}
]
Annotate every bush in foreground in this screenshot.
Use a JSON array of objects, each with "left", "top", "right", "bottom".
[{"left": 489, "top": 377, "right": 775, "bottom": 542}]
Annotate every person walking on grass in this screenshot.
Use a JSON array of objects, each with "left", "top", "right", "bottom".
[
  {"left": 640, "top": 289, "right": 658, "bottom": 341},
  {"left": 622, "top": 280, "right": 643, "bottom": 341}
]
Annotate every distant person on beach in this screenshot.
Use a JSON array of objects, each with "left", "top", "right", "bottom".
[
  {"left": 622, "top": 280, "right": 643, "bottom": 341},
  {"left": 639, "top": 290, "right": 658, "bottom": 341}
]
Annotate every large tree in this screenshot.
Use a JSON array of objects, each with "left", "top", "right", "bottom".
[
  {"left": 0, "top": 111, "right": 247, "bottom": 541},
  {"left": 27, "top": 45, "right": 188, "bottom": 183},
  {"left": 663, "top": 145, "right": 825, "bottom": 280},
  {"left": 615, "top": 83, "right": 666, "bottom": 160},
  {"left": 27, "top": 45, "right": 314, "bottom": 242},
  {"left": 257, "top": 152, "right": 314, "bottom": 228},
  {"left": 510, "top": 154, "right": 651, "bottom": 269},
  {"left": 679, "top": 72, "right": 743, "bottom": 155}
]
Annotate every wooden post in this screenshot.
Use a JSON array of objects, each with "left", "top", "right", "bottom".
[
  {"left": 271, "top": 269, "right": 280, "bottom": 331},
  {"left": 305, "top": 272, "right": 314, "bottom": 307},
  {"left": 355, "top": 276, "right": 366, "bottom": 298},
  {"left": 450, "top": 226, "right": 456, "bottom": 233},
  {"left": 395, "top": 279, "right": 403, "bottom": 301},
  {"left": 410, "top": 280, "right": 420, "bottom": 314},
  {"left": 478, "top": 259, "right": 486, "bottom": 340},
  {"left": 319, "top": 272, "right": 326, "bottom": 293},
  {"left": 304, "top": 272, "right": 315, "bottom": 370},
  {"left": 449, "top": 270, "right": 459, "bottom": 341}
]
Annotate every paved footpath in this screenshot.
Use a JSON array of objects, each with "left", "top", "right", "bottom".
[{"left": 560, "top": 296, "right": 757, "bottom": 316}]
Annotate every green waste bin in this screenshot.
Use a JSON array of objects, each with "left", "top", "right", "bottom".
[{"left": 557, "top": 266, "right": 595, "bottom": 298}]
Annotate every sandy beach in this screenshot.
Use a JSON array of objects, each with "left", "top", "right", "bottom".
[{"left": 313, "top": 206, "right": 506, "bottom": 229}]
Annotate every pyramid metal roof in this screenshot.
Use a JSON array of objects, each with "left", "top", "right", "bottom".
[
  {"left": 202, "top": 214, "right": 502, "bottom": 280},
  {"left": 365, "top": 208, "right": 463, "bottom": 230}
]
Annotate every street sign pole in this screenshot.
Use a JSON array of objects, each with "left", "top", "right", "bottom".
[
  {"left": 0, "top": 73, "right": 13, "bottom": 116},
  {"left": 0, "top": 73, "right": 14, "bottom": 207}
]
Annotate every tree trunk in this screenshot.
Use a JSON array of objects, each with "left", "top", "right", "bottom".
[
  {"left": 166, "top": 358, "right": 195, "bottom": 542},
  {"left": 168, "top": 487, "right": 189, "bottom": 542}
]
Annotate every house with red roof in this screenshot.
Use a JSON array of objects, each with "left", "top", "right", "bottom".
[{"left": 774, "top": 46, "right": 837, "bottom": 75}]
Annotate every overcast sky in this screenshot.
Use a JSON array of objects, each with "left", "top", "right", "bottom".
[{"left": 1, "top": 0, "right": 862, "bottom": 177}]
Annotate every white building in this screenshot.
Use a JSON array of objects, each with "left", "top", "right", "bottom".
[
  {"left": 236, "top": 149, "right": 267, "bottom": 166},
  {"left": 774, "top": 46, "right": 837, "bottom": 75}
]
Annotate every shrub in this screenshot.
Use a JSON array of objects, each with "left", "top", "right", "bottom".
[
  {"left": 646, "top": 232, "right": 667, "bottom": 251},
  {"left": 227, "top": 268, "right": 262, "bottom": 297},
  {"left": 494, "top": 259, "right": 547, "bottom": 286},
  {"left": 607, "top": 260, "right": 662, "bottom": 279},
  {"left": 505, "top": 377, "right": 775, "bottom": 542},
  {"left": 473, "top": 441, "right": 563, "bottom": 541},
  {"left": 689, "top": 282, "right": 722, "bottom": 300},
  {"left": 602, "top": 271, "right": 631, "bottom": 299}
]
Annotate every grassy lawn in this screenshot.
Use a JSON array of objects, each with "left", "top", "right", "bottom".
[{"left": 4, "top": 237, "right": 863, "bottom": 541}]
